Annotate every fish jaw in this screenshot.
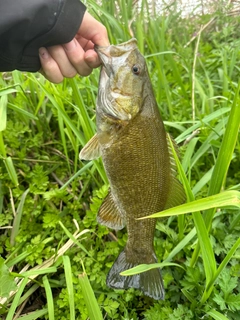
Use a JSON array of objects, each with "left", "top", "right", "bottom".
[
  {"left": 95, "top": 39, "right": 145, "bottom": 122},
  {"left": 97, "top": 66, "right": 134, "bottom": 121},
  {"left": 95, "top": 38, "right": 138, "bottom": 70}
]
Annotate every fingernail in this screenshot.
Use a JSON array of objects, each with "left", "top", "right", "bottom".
[
  {"left": 64, "top": 39, "right": 77, "bottom": 51},
  {"left": 39, "top": 47, "right": 49, "bottom": 59}
]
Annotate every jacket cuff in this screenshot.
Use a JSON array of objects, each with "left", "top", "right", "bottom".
[
  {"left": 20, "top": 0, "right": 86, "bottom": 71},
  {"left": 1, "top": 0, "right": 86, "bottom": 72}
]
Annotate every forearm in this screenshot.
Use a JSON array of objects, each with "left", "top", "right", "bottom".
[{"left": 0, "top": 0, "right": 86, "bottom": 72}]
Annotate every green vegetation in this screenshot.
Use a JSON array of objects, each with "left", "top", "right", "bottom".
[{"left": 1, "top": 0, "right": 240, "bottom": 319}]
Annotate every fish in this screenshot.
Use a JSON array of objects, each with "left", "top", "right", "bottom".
[{"left": 80, "top": 38, "right": 185, "bottom": 300}]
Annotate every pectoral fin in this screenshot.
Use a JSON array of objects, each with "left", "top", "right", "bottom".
[
  {"left": 97, "top": 192, "right": 125, "bottom": 230},
  {"left": 79, "top": 134, "right": 101, "bottom": 160}
]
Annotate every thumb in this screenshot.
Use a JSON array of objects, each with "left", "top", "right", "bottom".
[{"left": 78, "top": 12, "right": 109, "bottom": 46}]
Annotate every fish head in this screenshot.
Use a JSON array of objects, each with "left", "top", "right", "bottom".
[{"left": 95, "top": 39, "right": 148, "bottom": 122}]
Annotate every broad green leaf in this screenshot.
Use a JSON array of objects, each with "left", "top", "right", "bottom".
[{"left": 0, "top": 257, "right": 17, "bottom": 298}]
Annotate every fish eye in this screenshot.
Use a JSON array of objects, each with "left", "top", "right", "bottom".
[{"left": 132, "top": 64, "right": 140, "bottom": 75}]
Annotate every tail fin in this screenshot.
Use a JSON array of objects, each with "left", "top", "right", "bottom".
[{"left": 106, "top": 250, "right": 165, "bottom": 300}]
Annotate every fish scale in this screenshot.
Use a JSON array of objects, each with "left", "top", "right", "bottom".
[
  {"left": 102, "top": 113, "right": 169, "bottom": 266},
  {"left": 80, "top": 38, "right": 185, "bottom": 300}
]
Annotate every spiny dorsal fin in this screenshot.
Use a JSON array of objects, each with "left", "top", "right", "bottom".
[
  {"left": 79, "top": 133, "right": 101, "bottom": 160},
  {"left": 164, "top": 134, "right": 186, "bottom": 209},
  {"left": 97, "top": 191, "right": 125, "bottom": 230}
]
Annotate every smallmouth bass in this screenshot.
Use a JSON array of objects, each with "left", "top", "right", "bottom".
[{"left": 80, "top": 39, "right": 185, "bottom": 300}]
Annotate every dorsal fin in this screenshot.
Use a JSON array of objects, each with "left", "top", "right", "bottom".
[
  {"left": 164, "top": 134, "right": 186, "bottom": 209},
  {"left": 97, "top": 191, "right": 126, "bottom": 230},
  {"left": 79, "top": 134, "right": 101, "bottom": 160}
]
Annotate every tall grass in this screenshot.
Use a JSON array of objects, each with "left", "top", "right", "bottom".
[{"left": 0, "top": 0, "right": 240, "bottom": 319}]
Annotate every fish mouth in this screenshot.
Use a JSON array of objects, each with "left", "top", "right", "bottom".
[
  {"left": 95, "top": 38, "right": 138, "bottom": 76},
  {"left": 95, "top": 45, "right": 112, "bottom": 77},
  {"left": 98, "top": 67, "right": 133, "bottom": 121},
  {"left": 96, "top": 39, "right": 139, "bottom": 121}
]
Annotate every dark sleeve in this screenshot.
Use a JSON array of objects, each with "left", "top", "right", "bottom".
[{"left": 0, "top": 0, "right": 86, "bottom": 72}]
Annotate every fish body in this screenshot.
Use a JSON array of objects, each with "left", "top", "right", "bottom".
[{"left": 80, "top": 39, "right": 185, "bottom": 300}]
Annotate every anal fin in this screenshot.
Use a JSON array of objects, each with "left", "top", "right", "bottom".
[{"left": 97, "top": 192, "right": 125, "bottom": 230}]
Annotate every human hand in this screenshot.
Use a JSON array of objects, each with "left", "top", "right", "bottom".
[{"left": 39, "top": 12, "right": 109, "bottom": 83}]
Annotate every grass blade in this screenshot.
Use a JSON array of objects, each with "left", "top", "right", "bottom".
[
  {"left": 10, "top": 189, "right": 29, "bottom": 245},
  {"left": 43, "top": 276, "right": 55, "bottom": 320},
  {"left": 192, "top": 82, "right": 240, "bottom": 266},
  {"left": 205, "top": 82, "right": 240, "bottom": 226},
  {"left": 3, "top": 157, "right": 19, "bottom": 186},
  {"left": 142, "top": 191, "right": 240, "bottom": 219},
  {"left": 78, "top": 272, "right": 103, "bottom": 320},
  {"left": 201, "top": 237, "right": 240, "bottom": 304},
  {"left": 163, "top": 136, "right": 217, "bottom": 287},
  {"left": 0, "top": 95, "right": 8, "bottom": 131},
  {"left": 21, "top": 267, "right": 57, "bottom": 277},
  {"left": 58, "top": 221, "right": 92, "bottom": 258},
  {"left": 120, "top": 262, "right": 184, "bottom": 276},
  {"left": 62, "top": 256, "right": 75, "bottom": 320},
  {"left": 207, "top": 309, "right": 229, "bottom": 320},
  {"left": 5, "top": 277, "right": 28, "bottom": 320},
  {"left": 16, "top": 309, "right": 48, "bottom": 319},
  {"left": 164, "top": 228, "right": 197, "bottom": 263}
]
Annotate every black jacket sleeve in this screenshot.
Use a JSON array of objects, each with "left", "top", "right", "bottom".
[{"left": 0, "top": 0, "right": 86, "bottom": 72}]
